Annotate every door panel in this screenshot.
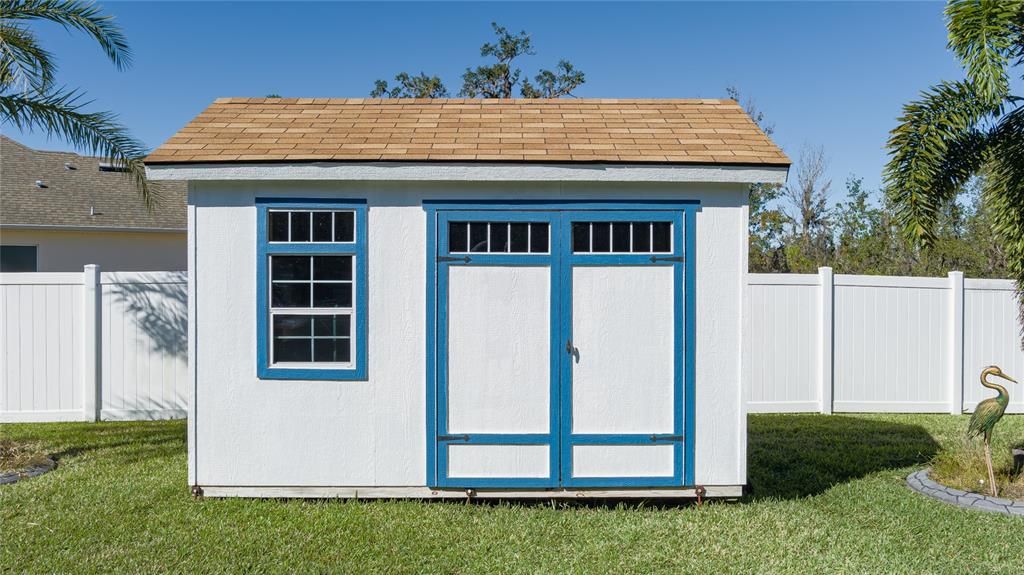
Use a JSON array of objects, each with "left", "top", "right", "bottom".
[
  {"left": 560, "top": 210, "right": 686, "bottom": 487},
  {"left": 570, "top": 265, "right": 675, "bottom": 435},
  {"left": 447, "top": 445, "right": 550, "bottom": 478},
  {"left": 447, "top": 266, "right": 550, "bottom": 434},
  {"left": 435, "top": 210, "right": 559, "bottom": 488},
  {"left": 571, "top": 445, "right": 674, "bottom": 478}
]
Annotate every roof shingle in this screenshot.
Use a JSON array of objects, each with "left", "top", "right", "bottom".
[
  {"left": 1, "top": 136, "right": 185, "bottom": 230},
  {"left": 147, "top": 98, "right": 789, "bottom": 166}
]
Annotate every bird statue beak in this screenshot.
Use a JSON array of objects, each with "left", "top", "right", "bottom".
[{"left": 998, "top": 372, "right": 1018, "bottom": 384}]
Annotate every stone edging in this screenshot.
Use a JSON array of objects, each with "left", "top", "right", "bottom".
[
  {"left": 0, "top": 458, "right": 56, "bottom": 486},
  {"left": 907, "top": 469, "right": 1023, "bottom": 516}
]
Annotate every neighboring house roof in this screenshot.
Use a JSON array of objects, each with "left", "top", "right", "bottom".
[
  {"left": 146, "top": 98, "right": 789, "bottom": 166},
  {"left": 1, "top": 136, "right": 186, "bottom": 231}
]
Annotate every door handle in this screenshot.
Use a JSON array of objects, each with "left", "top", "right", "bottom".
[{"left": 565, "top": 339, "right": 580, "bottom": 363}]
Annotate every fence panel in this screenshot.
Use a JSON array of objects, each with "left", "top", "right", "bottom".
[
  {"left": 0, "top": 267, "right": 187, "bottom": 422},
  {"left": 963, "top": 280, "right": 1024, "bottom": 414},
  {"left": 0, "top": 273, "right": 84, "bottom": 421},
  {"left": 832, "top": 276, "right": 950, "bottom": 413},
  {"left": 101, "top": 271, "right": 188, "bottom": 420},
  {"left": 747, "top": 275, "right": 820, "bottom": 412},
  {"left": 748, "top": 270, "right": 1022, "bottom": 414}
]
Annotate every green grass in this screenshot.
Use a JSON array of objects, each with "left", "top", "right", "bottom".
[{"left": 2, "top": 414, "right": 1022, "bottom": 574}]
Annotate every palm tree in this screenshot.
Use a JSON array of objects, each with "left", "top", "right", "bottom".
[
  {"left": 0, "top": 0, "right": 155, "bottom": 205},
  {"left": 885, "top": 0, "right": 1024, "bottom": 338}
]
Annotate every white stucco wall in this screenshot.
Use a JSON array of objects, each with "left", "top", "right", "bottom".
[
  {"left": 0, "top": 228, "right": 186, "bottom": 272},
  {"left": 190, "top": 180, "right": 748, "bottom": 489}
]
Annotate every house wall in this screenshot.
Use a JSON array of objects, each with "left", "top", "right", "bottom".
[
  {"left": 190, "top": 180, "right": 748, "bottom": 489},
  {"left": 0, "top": 228, "right": 186, "bottom": 272}
]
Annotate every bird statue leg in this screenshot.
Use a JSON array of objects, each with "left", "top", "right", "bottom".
[{"left": 984, "top": 439, "right": 998, "bottom": 498}]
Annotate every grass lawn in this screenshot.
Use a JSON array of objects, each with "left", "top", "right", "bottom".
[{"left": 2, "top": 414, "right": 1022, "bottom": 574}]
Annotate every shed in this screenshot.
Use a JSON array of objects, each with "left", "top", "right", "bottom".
[{"left": 146, "top": 98, "right": 789, "bottom": 498}]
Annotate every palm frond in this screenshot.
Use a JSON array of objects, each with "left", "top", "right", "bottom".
[
  {"left": 0, "top": 22, "right": 55, "bottom": 92},
  {"left": 0, "top": 88, "right": 157, "bottom": 206},
  {"left": 983, "top": 104, "right": 1024, "bottom": 339},
  {"left": 883, "top": 80, "right": 997, "bottom": 245},
  {"left": 0, "top": 0, "right": 131, "bottom": 70},
  {"left": 945, "top": 0, "right": 1020, "bottom": 105}
]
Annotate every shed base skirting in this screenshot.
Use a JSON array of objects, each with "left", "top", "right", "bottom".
[{"left": 198, "top": 485, "right": 745, "bottom": 499}]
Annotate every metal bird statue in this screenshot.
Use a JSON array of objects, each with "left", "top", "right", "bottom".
[{"left": 967, "top": 365, "right": 1018, "bottom": 497}]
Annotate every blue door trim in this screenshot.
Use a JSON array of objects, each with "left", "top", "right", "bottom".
[
  {"left": 558, "top": 209, "right": 688, "bottom": 488},
  {"left": 432, "top": 209, "right": 560, "bottom": 489},
  {"left": 424, "top": 200, "right": 698, "bottom": 489}
]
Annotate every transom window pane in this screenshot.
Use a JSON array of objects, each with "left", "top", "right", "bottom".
[
  {"left": 571, "top": 221, "right": 673, "bottom": 254},
  {"left": 448, "top": 221, "right": 550, "bottom": 254},
  {"left": 268, "top": 210, "right": 356, "bottom": 243}
]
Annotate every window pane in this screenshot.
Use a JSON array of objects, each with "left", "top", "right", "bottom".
[
  {"left": 0, "top": 246, "right": 37, "bottom": 272},
  {"left": 529, "top": 223, "right": 549, "bottom": 253},
  {"left": 335, "top": 212, "right": 355, "bottom": 242},
  {"left": 269, "top": 212, "right": 289, "bottom": 242},
  {"left": 652, "top": 222, "right": 672, "bottom": 252},
  {"left": 449, "top": 222, "right": 468, "bottom": 253},
  {"left": 313, "top": 256, "right": 352, "bottom": 281},
  {"left": 612, "top": 222, "right": 630, "bottom": 252},
  {"left": 591, "top": 222, "right": 611, "bottom": 252},
  {"left": 469, "top": 222, "right": 488, "bottom": 253},
  {"left": 489, "top": 223, "right": 508, "bottom": 253},
  {"left": 314, "top": 314, "right": 351, "bottom": 337},
  {"left": 274, "top": 338, "right": 311, "bottom": 363},
  {"left": 572, "top": 223, "right": 590, "bottom": 253},
  {"left": 272, "top": 283, "right": 311, "bottom": 307},
  {"left": 290, "top": 212, "right": 311, "bottom": 242},
  {"left": 509, "top": 223, "right": 529, "bottom": 252},
  {"left": 273, "top": 314, "right": 312, "bottom": 337},
  {"left": 632, "top": 222, "right": 651, "bottom": 252},
  {"left": 313, "top": 212, "right": 333, "bottom": 242},
  {"left": 271, "top": 256, "right": 310, "bottom": 280},
  {"left": 314, "top": 338, "right": 351, "bottom": 363},
  {"left": 313, "top": 283, "right": 352, "bottom": 308}
]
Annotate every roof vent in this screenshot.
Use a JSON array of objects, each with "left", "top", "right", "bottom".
[
  {"left": 98, "top": 162, "right": 128, "bottom": 173},
  {"left": 64, "top": 162, "right": 77, "bottom": 170},
  {"left": 90, "top": 206, "right": 103, "bottom": 216},
  {"left": 35, "top": 180, "right": 47, "bottom": 188}
]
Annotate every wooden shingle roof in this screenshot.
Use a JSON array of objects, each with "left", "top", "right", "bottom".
[{"left": 147, "top": 98, "right": 789, "bottom": 166}]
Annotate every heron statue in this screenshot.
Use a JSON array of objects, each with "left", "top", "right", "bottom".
[{"left": 967, "top": 365, "right": 1018, "bottom": 497}]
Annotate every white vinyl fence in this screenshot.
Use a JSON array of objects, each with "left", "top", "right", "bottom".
[
  {"left": 747, "top": 268, "right": 1024, "bottom": 415},
  {"left": 3, "top": 265, "right": 1020, "bottom": 422},
  {"left": 1, "top": 265, "right": 187, "bottom": 422}
]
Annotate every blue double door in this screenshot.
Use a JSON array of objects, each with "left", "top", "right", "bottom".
[{"left": 431, "top": 205, "right": 693, "bottom": 489}]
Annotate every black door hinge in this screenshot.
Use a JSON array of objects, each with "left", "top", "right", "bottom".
[
  {"left": 649, "top": 434, "right": 685, "bottom": 442},
  {"left": 649, "top": 256, "right": 685, "bottom": 263},
  {"left": 437, "top": 255, "right": 471, "bottom": 263},
  {"left": 438, "top": 434, "right": 470, "bottom": 442}
]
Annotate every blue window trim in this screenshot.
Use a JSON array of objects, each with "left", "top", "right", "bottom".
[
  {"left": 256, "top": 198, "right": 368, "bottom": 381},
  {"left": 424, "top": 200, "right": 698, "bottom": 489}
]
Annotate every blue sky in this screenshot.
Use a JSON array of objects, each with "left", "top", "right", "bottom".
[{"left": 6, "top": 1, "right": 991, "bottom": 196}]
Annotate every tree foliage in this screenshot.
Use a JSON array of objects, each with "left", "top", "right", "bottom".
[
  {"left": 0, "top": 0, "right": 155, "bottom": 205},
  {"left": 372, "top": 22, "right": 584, "bottom": 99},
  {"left": 884, "top": 0, "right": 1024, "bottom": 341}
]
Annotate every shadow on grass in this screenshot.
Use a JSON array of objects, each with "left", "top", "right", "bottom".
[{"left": 746, "top": 414, "right": 940, "bottom": 500}]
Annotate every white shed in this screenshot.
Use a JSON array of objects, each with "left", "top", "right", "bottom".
[{"left": 147, "top": 98, "right": 789, "bottom": 499}]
